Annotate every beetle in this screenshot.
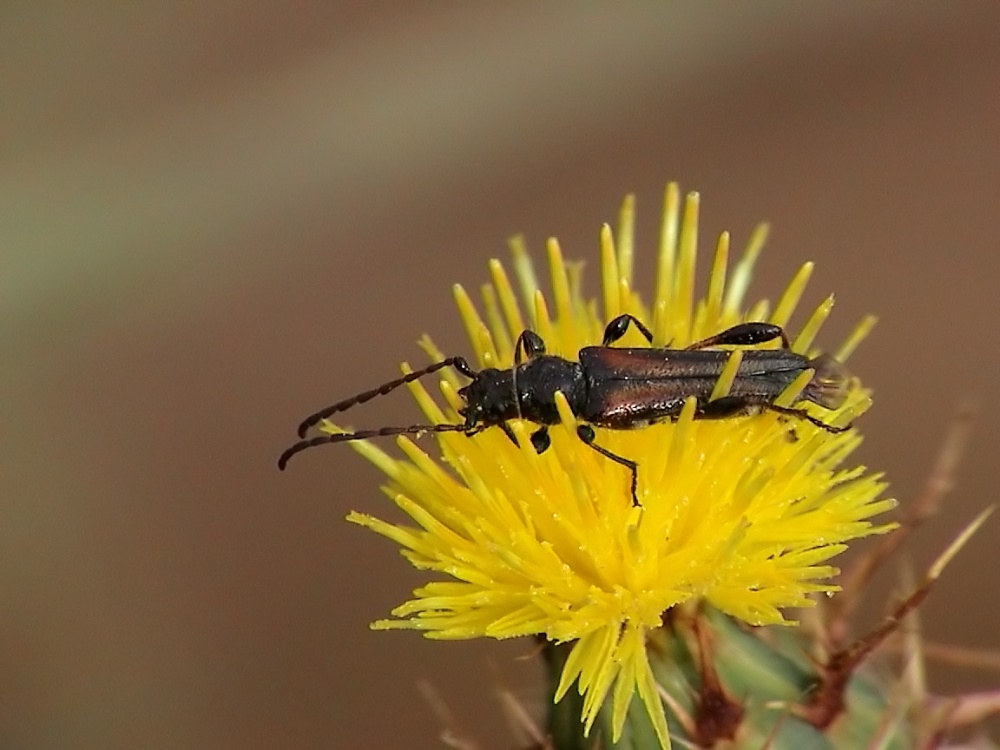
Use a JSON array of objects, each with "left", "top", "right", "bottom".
[{"left": 278, "top": 314, "right": 852, "bottom": 505}]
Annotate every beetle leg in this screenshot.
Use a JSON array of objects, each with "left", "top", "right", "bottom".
[
  {"left": 500, "top": 423, "right": 552, "bottom": 453},
  {"left": 452, "top": 356, "right": 477, "bottom": 378},
  {"left": 686, "top": 322, "right": 790, "bottom": 350},
  {"left": 602, "top": 314, "right": 654, "bottom": 346},
  {"left": 511, "top": 331, "right": 546, "bottom": 422},
  {"left": 530, "top": 426, "right": 551, "bottom": 453},
  {"left": 695, "top": 396, "right": 753, "bottom": 420},
  {"left": 513, "top": 330, "right": 546, "bottom": 364},
  {"left": 767, "top": 404, "right": 852, "bottom": 434},
  {"left": 575, "top": 424, "right": 640, "bottom": 506}
]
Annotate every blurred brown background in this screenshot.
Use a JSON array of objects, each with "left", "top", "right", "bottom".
[{"left": 3, "top": 3, "right": 999, "bottom": 749}]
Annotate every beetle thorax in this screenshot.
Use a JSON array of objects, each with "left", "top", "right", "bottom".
[{"left": 459, "top": 356, "right": 585, "bottom": 427}]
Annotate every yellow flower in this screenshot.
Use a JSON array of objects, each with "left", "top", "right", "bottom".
[{"left": 335, "top": 185, "right": 895, "bottom": 749}]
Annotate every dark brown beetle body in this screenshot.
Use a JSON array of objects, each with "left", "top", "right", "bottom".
[
  {"left": 279, "top": 314, "right": 852, "bottom": 505},
  {"left": 577, "top": 345, "right": 846, "bottom": 429}
]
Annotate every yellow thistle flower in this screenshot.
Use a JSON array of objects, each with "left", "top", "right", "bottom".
[{"left": 336, "top": 185, "right": 896, "bottom": 750}]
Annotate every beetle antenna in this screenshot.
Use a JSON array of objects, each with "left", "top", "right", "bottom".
[
  {"left": 278, "top": 423, "right": 480, "bottom": 470},
  {"left": 296, "top": 357, "right": 475, "bottom": 437}
]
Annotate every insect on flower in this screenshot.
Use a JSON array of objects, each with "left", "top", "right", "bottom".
[
  {"left": 276, "top": 185, "right": 895, "bottom": 750},
  {"left": 278, "top": 312, "right": 852, "bottom": 505}
]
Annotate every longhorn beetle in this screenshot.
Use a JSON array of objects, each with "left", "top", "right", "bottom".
[{"left": 278, "top": 315, "right": 852, "bottom": 505}]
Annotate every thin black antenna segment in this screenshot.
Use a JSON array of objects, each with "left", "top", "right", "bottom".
[
  {"left": 278, "top": 422, "right": 479, "bottom": 471},
  {"left": 295, "top": 356, "right": 475, "bottom": 438}
]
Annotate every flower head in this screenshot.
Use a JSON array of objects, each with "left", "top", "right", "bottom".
[{"left": 337, "top": 185, "right": 895, "bottom": 749}]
